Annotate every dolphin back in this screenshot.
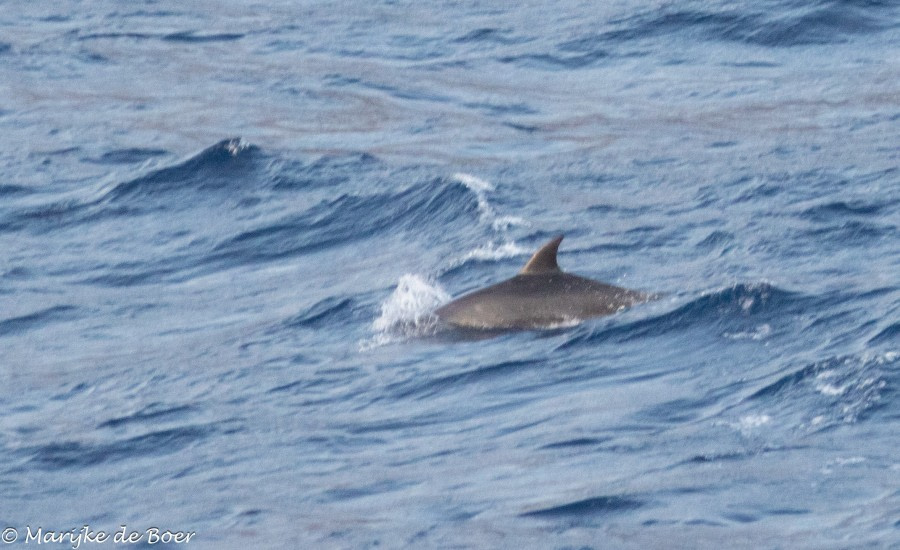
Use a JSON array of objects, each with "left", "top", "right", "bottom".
[
  {"left": 435, "top": 272, "right": 649, "bottom": 330},
  {"left": 434, "top": 235, "right": 653, "bottom": 330}
]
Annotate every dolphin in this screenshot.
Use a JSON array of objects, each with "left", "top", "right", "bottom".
[{"left": 434, "top": 235, "right": 653, "bottom": 330}]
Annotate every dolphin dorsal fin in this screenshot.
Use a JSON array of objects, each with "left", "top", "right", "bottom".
[{"left": 520, "top": 235, "right": 564, "bottom": 274}]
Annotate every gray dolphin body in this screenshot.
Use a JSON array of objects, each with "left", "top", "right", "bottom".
[{"left": 435, "top": 235, "right": 652, "bottom": 330}]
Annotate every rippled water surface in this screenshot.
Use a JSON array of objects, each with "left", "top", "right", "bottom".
[{"left": 1, "top": 1, "right": 898, "bottom": 548}]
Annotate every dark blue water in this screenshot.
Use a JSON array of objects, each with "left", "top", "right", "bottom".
[{"left": 1, "top": 1, "right": 898, "bottom": 548}]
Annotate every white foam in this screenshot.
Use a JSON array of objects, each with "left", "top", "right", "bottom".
[
  {"left": 363, "top": 274, "right": 450, "bottom": 349},
  {"left": 451, "top": 172, "right": 497, "bottom": 224},
  {"left": 832, "top": 456, "right": 865, "bottom": 466},
  {"left": 459, "top": 241, "right": 529, "bottom": 262},
  {"left": 723, "top": 323, "right": 772, "bottom": 340},
  {"left": 738, "top": 414, "right": 771, "bottom": 430},
  {"left": 814, "top": 370, "right": 849, "bottom": 396},
  {"left": 821, "top": 456, "right": 867, "bottom": 475},
  {"left": 716, "top": 413, "right": 773, "bottom": 437},
  {"left": 447, "top": 173, "right": 533, "bottom": 271},
  {"left": 542, "top": 317, "right": 582, "bottom": 329},
  {"left": 224, "top": 137, "right": 250, "bottom": 156},
  {"left": 491, "top": 215, "right": 528, "bottom": 231},
  {"left": 450, "top": 173, "right": 529, "bottom": 229},
  {"left": 451, "top": 172, "right": 494, "bottom": 192}
]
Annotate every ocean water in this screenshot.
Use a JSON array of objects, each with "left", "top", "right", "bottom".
[{"left": 1, "top": 1, "right": 898, "bottom": 548}]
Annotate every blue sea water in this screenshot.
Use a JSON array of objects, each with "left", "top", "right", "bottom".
[{"left": 1, "top": 1, "right": 898, "bottom": 548}]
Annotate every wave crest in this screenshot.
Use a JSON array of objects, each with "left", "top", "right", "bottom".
[{"left": 103, "top": 137, "right": 260, "bottom": 203}]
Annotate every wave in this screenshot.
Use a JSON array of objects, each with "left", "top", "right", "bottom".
[
  {"left": 496, "top": 2, "right": 896, "bottom": 72},
  {"left": 283, "top": 297, "right": 355, "bottom": 330},
  {"left": 0, "top": 138, "right": 260, "bottom": 235},
  {"left": 801, "top": 219, "right": 894, "bottom": 247},
  {"left": 8, "top": 147, "right": 527, "bottom": 292},
  {"left": 84, "top": 147, "right": 171, "bottom": 165},
  {"left": 746, "top": 351, "right": 894, "bottom": 429},
  {"left": 499, "top": 50, "right": 610, "bottom": 70},
  {"left": 556, "top": 283, "right": 806, "bottom": 349},
  {"left": 77, "top": 30, "right": 245, "bottom": 44},
  {"left": 501, "top": 0, "right": 899, "bottom": 74},
  {"left": 800, "top": 200, "right": 885, "bottom": 220},
  {"left": 384, "top": 358, "right": 545, "bottom": 401},
  {"left": 213, "top": 170, "right": 528, "bottom": 269},
  {"left": 24, "top": 423, "right": 226, "bottom": 471},
  {"left": 103, "top": 137, "right": 260, "bottom": 203},
  {"left": 608, "top": 2, "right": 892, "bottom": 47},
  {"left": 520, "top": 494, "right": 645, "bottom": 521},
  {"left": 0, "top": 305, "right": 81, "bottom": 338},
  {"left": 868, "top": 322, "right": 899, "bottom": 345},
  {"left": 0, "top": 184, "right": 32, "bottom": 197},
  {"left": 270, "top": 152, "right": 380, "bottom": 191},
  {"left": 210, "top": 176, "right": 481, "bottom": 267},
  {"left": 162, "top": 31, "right": 245, "bottom": 43},
  {"left": 46, "top": 153, "right": 517, "bottom": 288},
  {"left": 97, "top": 403, "right": 197, "bottom": 429},
  {"left": 453, "top": 28, "right": 527, "bottom": 46}
]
